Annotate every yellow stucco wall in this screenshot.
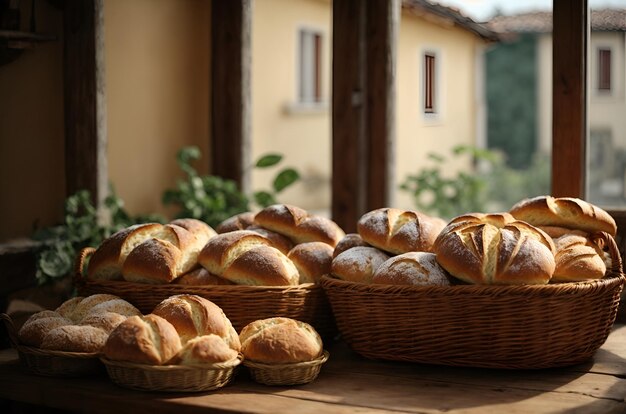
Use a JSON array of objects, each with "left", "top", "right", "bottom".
[{"left": 105, "top": 0, "right": 211, "bottom": 218}]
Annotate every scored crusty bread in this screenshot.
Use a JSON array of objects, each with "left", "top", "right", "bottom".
[
  {"left": 331, "top": 246, "right": 391, "bottom": 283},
  {"left": 247, "top": 226, "right": 294, "bottom": 254},
  {"left": 40, "top": 325, "right": 109, "bottom": 353},
  {"left": 170, "top": 218, "right": 217, "bottom": 247},
  {"left": 169, "top": 334, "right": 239, "bottom": 366},
  {"left": 198, "top": 230, "right": 299, "bottom": 286},
  {"left": 239, "top": 317, "right": 323, "bottom": 363},
  {"left": 509, "top": 196, "right": 617, "bottom": 236},
  {"left": 216, "top": 212, "right": 256, "bottom": 233},
  {"left": 357, "top": 208, "right": 446, "bottom": 255},
  {"left": 372, "top": 252, "right": 451, "bottom": 286},
  {"left": 552, "top": 234, "right": 607, "bottom": 282},
  {"left": 151, "top": 294, "right": 241, "bottom": 351},
  {"left": 287, "top": 242, "right": 334, "bottom": 284},
  {"left": 174, "top": 267, "right": 234, "bottom": 285},
  {"left": 433, "top": 213, "right": 556, "bottom": 285},
  {"left": 103, "top": 314, "right": 182, "bottom": 365},
  {"left": 254, "top": 204, "right": 345, "bottom": 247},
  {"left": 332, "top": 233, "right": 369, "bottom": 258}
]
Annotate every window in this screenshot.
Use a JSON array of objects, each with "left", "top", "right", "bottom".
[
  {"left": 424, "top": 52, "right": 436, "bottom": 113},
  {"left": 299, "top": 29, "right": 322, "bottom": 103},
  {"left": 598, "top": 48, "right": 611, "bottom": 91}
]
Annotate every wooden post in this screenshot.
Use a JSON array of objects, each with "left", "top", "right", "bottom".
[
  {"left": 211, "top": 0, "right": 251, "bottom": 191},
  {"left": 63, "top": 0, "right": 107, "bottom": 207},
  {"left": 332, "top": 0, "right": 398, "bottom": 232},
  {"left": 552, "top": 0, "right": 587, "bottom": 198}
]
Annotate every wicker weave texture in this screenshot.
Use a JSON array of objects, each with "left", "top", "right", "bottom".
[
  {"left": 321, "top": 274, "right": 624, "bottom": 369},
  {"left": 244, "top": 351, "right": 329, "bottom": 385}
]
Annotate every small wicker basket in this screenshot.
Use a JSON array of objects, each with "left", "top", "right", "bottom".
[
  {"left": 74, "top": 248, "right": 335, "bottom": 338},
  {"left": 101, "top": 356, "right": 242, "bottom": 392},
  {"left": 321, "top": 231, "right": 625, "bottom": 369},
  {"left": 0, "top": 313, "right": 103, "bottom": 377},
  {"left": 244, "top": 350, "right": 329, "bottom": 386}
]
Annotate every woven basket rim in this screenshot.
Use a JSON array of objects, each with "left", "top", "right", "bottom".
[
  {"left": 100, "top": 355, "right": 243, "bottom": 371},
  {"left": 243, "top": 350, "right": 329, "bottom": 370}
]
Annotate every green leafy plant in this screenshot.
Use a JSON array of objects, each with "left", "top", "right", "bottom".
[{"left": 252, "top": 153, "right": 300, "bottom": 208}]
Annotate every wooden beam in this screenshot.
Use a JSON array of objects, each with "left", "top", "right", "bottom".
[
  {"left": 552, "top": 0, "right": 587, "bottom": 197},
  {"left": 63, "top": 0, "right": 107, "bottom": 206},
  {"left": 332, "top": 0, "right": 398, "bottom": 232},
  {"left": 211, "top": 0, "right": 251, "bottom": 190}
]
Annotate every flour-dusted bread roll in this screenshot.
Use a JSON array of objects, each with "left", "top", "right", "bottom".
[
  {"left": 433, "top": 213, "right": 556, "bottom": 285},
  {"left": 152, "top": 294, "right": 241, "bottom": 351},
  {"left": 331, "top": 246, "right": 391, "bottom": 283},
  {"left": 54, "top": 297, "right": 84, "bottom": 319},
  {"left": 57, "top": 294, "right": 140, "bottom": 323},
  {"left": 170, "top": 218, "right": 217, "bottom": 247},
  {"left": 247, "top": 226, "right": 294, "bottom": 255},
  {"left": 509, "top": 196, "right": 617, "bottom": 237},
  {"left": 254, "top": 204, "right": 345, "bottom": 247},
  {"left": 552, "top": 234, "right": 607, "bottom": 282},
  {"left": 372, "top": 252, "right": 451, "bottom": 286},
  {"left": 287, "top": 242, "right": 334, "bottom": 284},
  {"left": 170, "top": 334, "right": 239, "bottom": 366},
  {"left": 87, "top": 223, "right": 164, "bottom": 280},
  {"left": 239, "top": 317, "right": 323, "bottom": 363},
  {"left": 103, "top": 314, "right": 182, "bottom": 365},
  {"left": 18, "top": 311, "right": 73, "bottom": 347},
  {"left": 80, "top": 311, "right": 129, "bottom": 334},
  {"left": 332, "top": 233, "right": 369, "bottom": 258},
  {"left": 357, "top": 208, "right": 446, "bottom": 255},
  {"left": 216, "top": 212, "right": 256, "bottom": 233},
  {"left": 40, "top": 325, "right": 109, "bottom": 353},
  {"left": 174, "top": 267, "right": 234, "bottom": 285},
  {"left": 198, "top": 230, "right": 299, "bottom": 286}
]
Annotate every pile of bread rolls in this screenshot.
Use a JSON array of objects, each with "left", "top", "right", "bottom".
[
  {"left": 330, "top": 196, "right": 617, "bottom": 286},
  {"left": 87, "top": 205, "right": 345, "bottom": 286}
]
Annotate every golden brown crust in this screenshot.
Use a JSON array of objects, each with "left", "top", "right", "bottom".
[
  {"left": 332, "top": 233, "right": 369, "bottom": 258},
  {"left": 65, "top": 294, "right": 122, "bottom": 322},
  {"left": 122, "top": 239, "right": 182, "bottom": 284},
  {"left": 372, "top": 252, "right": 451, "bottom": 286},
  {"left": 18, "top": 313, "right": 73, "bottom": 347},
  {"left": 357, "top": 208, "right": 446, "bottom": 255},
  {"left": 254, "top": 204, "right": 345, "bottom": 247},
  {"left": 103, "top": 314, "right": 182, "bottom": 365},
  {"left": 40, "top": 325, "right": 108, "bottom": 353},
  {"left": 198, "top": 230, "right": 271, "bottom": 275},
  {"left": 433, "top": 213, "right": 556, "bottom": 285},
  {"left": 169, "top": 218, "right": 217, "bottom": 247},
  {"left": 509, "top": 196, "right": 617, "bottom": 236},
  {"left": 247, "top": 226, "right": 294, "bottom": 254},
  {"left": 331, "top": 246, "right": 391, "bottom": 283},
  {"left": 80, "top": 311, "right": 129, "bottom": 334},
  {"left": 552, "top": 234, "right": 607, "bottom": 282},
  {"left": 288, "top": 242, "right": 334, "bottom": 284},
  {"left": 223, "top": 245, "right": 300, "bottom": 286},
  {"left": 239, "top": 317, "right": 323, "bottom": 363},
  {"left": 215, "top": 212, "right": 256, "bottom": 233},
  {"left": 174, "top": 267, "right": 234, "bottom": 285},
  {"left": 170, "top": 334, "right": 239, "bottom": 366}
]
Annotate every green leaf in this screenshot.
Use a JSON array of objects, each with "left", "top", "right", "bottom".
[
  {"left": 256, "top": 154, "right": 282, "bottom": 168},
  {"left": 254, "top": 191, "right": 275, "bottom": 208},
  {"left": 273, "top": 168, "right": 300, "bottom": 192}
]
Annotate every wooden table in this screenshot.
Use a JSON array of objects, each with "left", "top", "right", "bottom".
[{"left": 1, "top": 326, "right": 626, "bottom": 413}]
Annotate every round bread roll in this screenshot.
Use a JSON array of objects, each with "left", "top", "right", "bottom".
[
  {"left": 287, "top": 242, "right": 334, "bottom": 284},
  {"left": 103, "top": 314, "right": 182, "bottom": 365},
  {"left": 247, "top": 225, "right": 294, "bottom": 254},
  {"left": 372, "top": 252, "right": 451, "bottom": 286},
  {"left": 239, "top": 317, "right": 323, "bottom": 363},
  {"left": 254, "top": 204, "right": 345, "bottom": 247},
  {"left": 509, "top": 196, "right": 617, "bottom": 237},
  {"left": 433, "top": 213, "right": 556, "bottom": 285},
  {"left": 40, "top": 325, "right": 108, "bottom": 353},
  {"left": 152, "top": 294, "right": 241, "bottom": 351},
  {"left": 174, "top": 267, "right": 234, "bottom": 285},
  {"left": 170, "top": 334, "right": 239, "bottom": 366},
  {"left": 331, "top": 246, "right": 391, "bottom": 283},
  {"left": 333, "top": 233, "right": 369, "bottom": 258},
  {"left": 357, "top": 208, "right": 446, "bottom": 255},
  {"left": 216, "top": 212, "right": 256, "bottom": 233},
  {"left": 80, "top": 311, "right": 129, "bottom": 334},
  {"left": 552, "top": 234, "right": 607, "bottom": 282},
  {"left": 18, "top": 312, "right": 73, "bottom": 347}
]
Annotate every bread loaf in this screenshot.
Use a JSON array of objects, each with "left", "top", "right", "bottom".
[
  {"left": 103, "top": 314, "right": 182, "bottom": 365},
  {"left": 57, "top": 294, "right": 140, "bottom": 323},
  {"left": 509, "top": 196, "right": 617, "bottom": 236},
  {"left": 287, "top": 242, "right": 334, "bottom": 284},
  {"left": 239, "top": 317, "right": 323, "bottom": 363},
  {"left": 247, "top": 226, "right": 294, "bottom": 254},
  {"left": 40, "top": 325, "right": 108, "bottom": 353},
  {"left": 433, "top": 213, "right": 556, "bottom": 285},
  {"left": 216, "top": 212, "right": 256, "bottom": 233},
  {"left": 198, "top": 230, "right": 299, "bottom": 286},
  {"left": 174, "top": 267, "right": 234, "bottom": 285},
  {"left": 331, "top": 246, "right": 391, "bottom": 283},
  {"left": 170, "top": 334, "right": 239, "bottom": 366},
  {"left": 79, "top": 311, "right": 129, "bottom": 334},
  {"left": 151, "top": 294, "right": 241, "bottom": 351},
  {"left": 357, "top": 208, "right": 446, "bottom": 255},
  {"left": 372, "top": 252, "right": 451, "bottom": 286},
  {"left": 254, "top": 204, "right": 345, "bottom": 247},
  {"left": 552, "top": 234, "right": 607, "bottom": 282},
  {"left": 170, "top": 218, "right": 217, "bottom": 247},
  {"left": 332, "top": 233, "right": 369, "bottom": 258}
]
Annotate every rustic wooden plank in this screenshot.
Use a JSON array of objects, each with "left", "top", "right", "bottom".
[
  {"left": 552, "top": 0, "right": 587, "bottom": 197},
  {"left": 63, "top": 0, "right": 107, "bottom": 205},
  {"left": 210, "top": 0, "right": 251, "bottom": 189}
]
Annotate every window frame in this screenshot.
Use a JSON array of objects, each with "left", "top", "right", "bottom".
[
  {"left": 597, "top": 47, "right": 612, "bottom": 92},
  {"left": 297, "top": 26, "right": 324, "bottom": 105}
]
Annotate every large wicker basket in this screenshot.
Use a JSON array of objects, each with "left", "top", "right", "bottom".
[
  {"left": 320, "top": 231, "right": 625, "bottom": 369},
  {"left": 74, "top": 248, "right": 335, "bottom": 338}
]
